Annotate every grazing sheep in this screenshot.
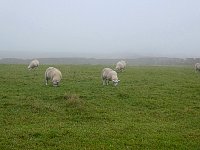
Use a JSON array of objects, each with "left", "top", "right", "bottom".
[
  {"left": 102, "top": 68, "right": 120, "bottom": 86},
  {"left": 115, "top": 60, "right": 127, "bottom": 72},
  {"left": 195, "top": 63, "right": 200, "bottom": 72},
  {"left": 45, "top": 67, "right": 62, "bottom": 86},
  {"left": 28, "top": 59, "right": 39, "bottom": 70}
]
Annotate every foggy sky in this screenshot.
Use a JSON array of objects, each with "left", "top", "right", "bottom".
[{"left": 0, "top": 0, "right": 200, "bottom": 58}]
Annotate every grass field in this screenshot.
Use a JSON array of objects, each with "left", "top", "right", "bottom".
[{"left": 0, "top": 64, "right": 199, "bottom": 149}]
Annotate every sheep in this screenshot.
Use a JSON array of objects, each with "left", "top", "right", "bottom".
[
  {"left": 45, "top": 67, "right": 62, "bottom": 86},
  {"left": 102, "top": 68, "right": 120, "bottom": 86},
  {"left": 28, "top": 59, "right": 39, "bottom": 70},
  {"left": 195, "top": 63, "right": 200, "bottom": 72},
  {"left": 115, "top": 60, "right": 127, "bottom": 72}
]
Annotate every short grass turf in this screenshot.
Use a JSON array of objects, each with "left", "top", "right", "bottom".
[{"left": 0, "top": 64, "right": 199, "bottom": 149}]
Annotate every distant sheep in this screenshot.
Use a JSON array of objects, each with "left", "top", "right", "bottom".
[
  {"left": 115, "top": 60, "right": 127, "bottom": 72},
  {"left": 45, "top": 67, "right": 62, "bottom": 86},
  {"left": 195, "top": 63, "right": 200, "bottom": 72},
  {"left": 102, "top": 68, "right": 120, "bottom": 86},
  {"left": 28, "top": 59, "right": 39, "bottom": 70}
]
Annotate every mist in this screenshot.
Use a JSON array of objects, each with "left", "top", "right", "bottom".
[{"left": 1, "top": 0, "right": 200, "bottom": 59}]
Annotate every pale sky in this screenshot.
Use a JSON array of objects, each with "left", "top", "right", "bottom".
[{"left": 0, "top": 0, "right": 200, "bottom": 58}]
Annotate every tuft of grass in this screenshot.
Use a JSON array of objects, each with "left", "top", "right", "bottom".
[{"left": 64, "top": 92, "right": 85, "bottom": 110}]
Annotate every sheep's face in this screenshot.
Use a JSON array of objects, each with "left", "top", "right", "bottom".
[
  {"left": 52, "top": 80, "right": 59, "bottom": 87},
  {"left": 113, "top": 80, "right": 120, "bottom": 86}
]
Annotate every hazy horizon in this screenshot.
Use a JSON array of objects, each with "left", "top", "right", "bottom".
[
  {"left": 1, "top": 0, "right": 200, "bottom": 59},
  {"left": 0, "top": 50, "right": 199, "bottom": 59}
]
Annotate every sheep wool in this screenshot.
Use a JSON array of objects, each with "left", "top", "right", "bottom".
[
  {"left": 115, "top": 60, "right": 126, "bottom": 72},
  {"left": 28, "top": 59, "right": 39, "bottom": 70},
  {"left": 195, "top": 63, "right": 200, "bottom": 72},
  {"left": 102, "top": 68, "right": 120, "bottom": 86},
  {"left": 45, "top": 67, "right": 62, "bottom": 86}
]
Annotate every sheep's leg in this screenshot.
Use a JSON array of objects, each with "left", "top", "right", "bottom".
[
  {"left": 102, "top": 79, "right": 105, "bottom": 85},
  {"left": 106, "top": 80, "right": 109, "bottom": 85},
  {"left": 45, "top": 79, "right": 48, "bottom": 85}
]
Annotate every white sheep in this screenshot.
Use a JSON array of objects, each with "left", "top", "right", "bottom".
[
  {"left": 102, "top": 68, "right": 120, "bottom": 86},
  {"left": 115, "top": 60, "right": 127, "bottom": 72},
  {"left": 45, "top": 67, "right": 62, "bottom": 86},
  {"left": 195, "top": 63, "right": 200, "bottom": 72},
  {"left": 28, "top": 59, "right": 39, "bottom": 70}
]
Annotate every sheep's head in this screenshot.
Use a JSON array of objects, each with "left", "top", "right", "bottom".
[
  {"left": 112, "top": 79, "right": 120, "bottom": 86},
  {"left": 52, "top": 80, "right": 59, "bottom": 87}
]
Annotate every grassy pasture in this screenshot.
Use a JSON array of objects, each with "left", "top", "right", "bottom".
[{"left": 0, "top": 64, "right": 199, "bottom": 149}]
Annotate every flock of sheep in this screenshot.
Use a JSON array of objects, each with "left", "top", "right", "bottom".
[
  {"left": 28, "top": 59, "right": 127, "bottom": 87},
  {"left": 28, "top": 59, "right": 200, "bottom": 87},
  {"left": 102, "top": 60, "right": 126, "bottom": 86}
]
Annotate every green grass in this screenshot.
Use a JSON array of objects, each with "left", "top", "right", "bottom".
[{"left": 0, "top": 64, "right": 199, "bottom": 149}]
